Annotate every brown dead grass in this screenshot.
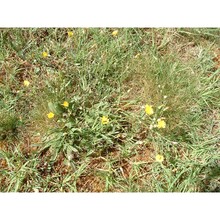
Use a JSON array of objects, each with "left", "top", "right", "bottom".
[
  {"left": 122, "top": 63, "right": 159, "bottom": 106},
  {"left": 76, "top": 175, "right": 106, "bottom": 192},
  {"left": 75, "top": 143, "right": 154, "bottom": 192},
  {"left": 213, "top": 48, "right": 220, "bottom": 74}
]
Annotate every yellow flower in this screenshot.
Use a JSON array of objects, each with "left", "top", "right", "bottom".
[
  {"left": 67, "top": 31, "right": 74, "bottom": 37},
  {"left": 145, "top": 104, "right": 154, "bottom": 115},
  {"left": 155, "top": 154, "right": 164, "bottom": 163},
  {"left": 23, "top": 80, "right": 30, "bottom": 87},
  {"left": 112, "top": 30, "right": 118, "bottom": 37},
  {"left": 47, "top": 112, "right": 55, "bottom": 119},
  {"left": 62, "top": 101, "right": 69, "bottom": 108},
  {"left": 42, "top": 51, "right": 48, "bottom": 58},
  {"left": 101, "top": 116, "right": 109, "bottom": 125},
  {"left": 157, "top": 118, "right": 166, "bottom": 129}
]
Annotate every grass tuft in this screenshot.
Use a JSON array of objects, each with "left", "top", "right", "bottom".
[{"left": 0, "top": 28, "right": 219, "bottom": 192}]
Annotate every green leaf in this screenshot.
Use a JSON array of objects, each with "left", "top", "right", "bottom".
[{"left": 48, "top": 102, "right": 57, "bottom": 113}]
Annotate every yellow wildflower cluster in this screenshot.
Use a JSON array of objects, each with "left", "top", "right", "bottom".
[
  {"left": 62, "top": 101, "right": 69, "bottom": 108},
  {"left": 23, "top": 80, "right": 30, "bottom": 87},
  {"left": 67, "top": 31, "right": 74, "bottom": 37},
  {"left": 101, "top": 116, "right": 109, "bottom": 125},
  {"left": 112, "top": 30, "right": 118, "bottom": 37},
  {"left": 145, "top": 104, "right": 154, "bottom": 115},
  {"left": 47, "top": 112, "right": 54, "bottom": 119},
  {"left": 47, "top": 101, "right": 69, "bottom": 119},
  {"left": 145, "top": 103, "right": 167, "bottom": 129},
  {"left": 155, "top": 154, "right": 164, "bottom": 163},
  {"left": 157, "top": 118, "right": 166, "bottom": 129},
  {"left": 42, "top": 51, "right": 48, "bottom": 58}
]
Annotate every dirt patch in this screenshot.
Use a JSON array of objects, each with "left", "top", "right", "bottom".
[
  {"left": 0, "top": 141, "right": 7, "bottom": 151},
  {"left": 127, "top": 146, "right": 154, "bottom": 175},
  {"left": 76, "top": 175, "right": 106, "bottom": 192},
  {"left": 210, "top": 110, "right": 220, "bottom": 136},
  {"left": 75, "top": 144, "right": 154, "bottom": 192}
]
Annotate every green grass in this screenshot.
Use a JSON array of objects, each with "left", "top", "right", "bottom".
[{"left": 0, "top": 28, "right": 219, "bottom": 192}]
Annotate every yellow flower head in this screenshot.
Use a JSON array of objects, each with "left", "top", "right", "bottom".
[
  {"left": 112, "top": 30, "right": 118, "bottom": 37},
  {"left": 67, "top": 31, "right": 74, "bottom": 37},
  {"left": 23, "top": 80, "right": 30, "bottom": 87},
  {"left": 62, "top": 101, "right": 69, "bottom": 108},
  {"left": 42, "top": 51, "right": 48, "bottom": 58},
  {"left": 47, "top": 112, "right": 55, "bottom": 119},
  {"left": 145, "top": 104, "right": 154, "bottom": 115},
  {"left": 155, "top": 154, "right": 164, "bottom": 163},
  {"left": 157, "top": 118, "right": 166, "bottom": 129},
  {"left": 101, "top": 116, "right": 109, "bottom": 125}
]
